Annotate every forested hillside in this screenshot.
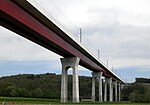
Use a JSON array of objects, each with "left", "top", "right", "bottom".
[
  {"left": 0, "top": 74, "right": 149, "bottom": 102},
  {"left": 0, "top": 73, "right": 93, "bottom": 99},
  {"left": 122, "top": 78, "right": 150, "bottom": 102}
]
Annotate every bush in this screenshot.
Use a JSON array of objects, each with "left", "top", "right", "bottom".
[
  {"left": 129, "top": 92, "right": 145, "bottom": 102},
  {"left": 144, "top": 87, "right": 150, "bottom": 102}
]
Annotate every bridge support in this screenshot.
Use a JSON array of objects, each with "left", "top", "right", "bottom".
[
  {"left": 104, "top": 78, "right": 108, "bottom": 102},
  {"left": 91, "top": 72, "right": 96, "bottom": 102},
  {"left": 91, "top": 72, "right": 103, "bottom": 102},
  {"left": 112, "top": 81, "right": 114, "bottom": 101},
  {"left": 115, "top": 81, "right": 118, "bottom": 101},
  {"left": 60, "top": 57, "right": 80, "bottom": 103},
  {"left": 109, "top": 78, "right": 113, "bottom": 102},
  {"left": 98, "top": 72, "right": 103, "bottom": 102},
  {"left": 118, "top": 82, "right": 121, "bottom": 102}
]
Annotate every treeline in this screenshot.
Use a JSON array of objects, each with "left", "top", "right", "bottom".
[
  {"left": 135, "top": 78, "right": 150, "bottom": 83},
  {"left": 122, "top": 78, "right": 150, "bottom": 102},
  {"left": 0, "top": 74, "right": 150, "bottom": 102},
  {"left": 0, "top": 73, "right": 92, "bottom": 99}
]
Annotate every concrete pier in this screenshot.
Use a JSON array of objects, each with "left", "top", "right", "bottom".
[
  {"left": 118, "top": 82, "right": 121, "bottom": 102},
  {"left": 91, "top": 72, "right": 96, "bottom": 102},
  {"left": 98, "top": 72, "right": 103, "bottom": 102},
  {"left": 104, "top": 78, "right": 108, "bottom": 102},
  {"left": 91, "top": 72, "right": 103, "bottom": 102},
  {"left": 60, "top": 57, "right": 80, "bottom": 103},
  {"left": 115, "top": 81, "right": 118, "bottom": 101},
  {"left": 109, "top": 78, "right": 113, "bottom": 102}
]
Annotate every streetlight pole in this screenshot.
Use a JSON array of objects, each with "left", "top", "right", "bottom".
[
  {"left": 79, "top": 28, "right": 82, "bottom": 42},
  {"left": 107, "top": 60, "right": 108, "bottom": 68},
  {"left": 98, "top": 50, "right": 100, "bottom": 60}
]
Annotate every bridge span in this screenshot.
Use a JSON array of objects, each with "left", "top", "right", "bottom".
[{"left": 0, "top": 0, "right": 124, "bottom": 103}]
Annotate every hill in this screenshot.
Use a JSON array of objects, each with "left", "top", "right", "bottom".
[
  {"left": 0, "top": 73, "right": 94, "bottom": 100},
  {"left": 122, "top": 78, "right": 150, "bottom": 102},
  {"left": 0, "top": 74, "right": 149, "bottom": 102}
]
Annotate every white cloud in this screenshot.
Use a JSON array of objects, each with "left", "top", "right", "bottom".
[
  {"left": 85, "top": 24, "right": 150, "bottom": 70},
  {"left": 46, "top": 0, "right": 150, "bottom": 72},
  {"left": 47, "top": 0, "right": 150, "bottom": 26},
  {"left": 0, "top": 26, "right": 60, "bottom": 61}
]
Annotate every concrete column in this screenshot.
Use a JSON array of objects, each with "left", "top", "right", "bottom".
[
  {"left": 91, "top": 72, "right": 103, "bottom": 102},
  {"left": 98, "top": 72, "right": 103, "bottom": 102},
  {"left": 104, "top": 78, "right": 107, "bottom": 102},
  {"left": 109, "top": 78, "right": 113, "bottom": 102},
  {"left": 60, "top": 65, "right": 68, "bottom": 103},
  {"left": 60, "top": 57, "right": 80, "bottom": 103},
  {"left": 91, "top": 72, "right": 96, "bottom": 102},
  {"left": 118, "top": 82, "right": 121, "bottom": 102},
  {"left": 115, "top": 81, "right": 118, "bottom": 101},
  {"left": 72, "top": 65, "right": 80, "bottom": 103},
  {"left": 112, "top": 82, "right": 114, "bottom": 101}
]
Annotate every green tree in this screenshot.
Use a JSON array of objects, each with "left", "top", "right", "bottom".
[
  {"left": 144, "top": 87, "right": 150, "bottom": 102},
  {"left": 6, "top": 85, "right": 18, "bottom": 97},
  {"left": 17, "top": 88, "right": 30, "bottom": 97},
  {"left": 32, "top": 88, "right": 44, "bottom": 98},
  {"left": 129, "top": 92, "right": 144, "bottom": 102}
]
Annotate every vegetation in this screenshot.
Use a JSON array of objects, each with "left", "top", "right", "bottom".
[
  {"left": 0, "top": 73, "right": 93, "bottom": 100},
  {"left": 0, "top": 97, "right": 150, "bottom": 105},
  {"left": 121, "top": 78, "right": 150, "bottom": 102},
  {"left": 0, "top": 74, "right": 150, "bottom": 103},
  {"left": 135, "top": 78, "right": 150, "bottom": 83},
  {"left": 0, "top": 97, "right": 58, "bottom": 104}
]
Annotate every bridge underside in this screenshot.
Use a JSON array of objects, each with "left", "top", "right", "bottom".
[{"left": 0, "top": 0, "right": 123, "bottom": 82}]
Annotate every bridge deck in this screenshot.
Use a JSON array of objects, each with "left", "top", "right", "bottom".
[{"left": 0, "top": 0, "right": 123, "bottom": 83}]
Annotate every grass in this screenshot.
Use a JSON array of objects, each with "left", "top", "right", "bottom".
[
  {"left": 0, "top": 97, "right": 150, "bottom": 105},
  {"left": 0, "top": 97, "right": 58, "bottom": 104}
]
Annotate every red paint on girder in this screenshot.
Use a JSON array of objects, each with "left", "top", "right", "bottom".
[{"left": 0, "top": 0, "right": 119, "bottom": 81}]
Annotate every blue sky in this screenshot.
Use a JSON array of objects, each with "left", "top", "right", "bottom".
[
  {"left": 0, "top": 0, "right": 150, "bottom": 83},
  {"left": 0, "top": 60, "right": 91, "bottom": 77}
]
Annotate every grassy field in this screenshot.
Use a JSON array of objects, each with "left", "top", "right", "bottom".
[{"left": 0, "top": 97, "right": 150, "bottom": 105}]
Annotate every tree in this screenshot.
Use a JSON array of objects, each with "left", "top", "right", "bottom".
[
  {"left": 135, "top": 78, "right": 150, "bottom": 83},
  {"left": 129, "top": 92, "right": 144, "bottom": 102},
  {"left": 32, "top": 88, "right": 44, "bottom": 98},
  {"left": 6, "top": 85, "right": 17, "bottom": 97},
  {"left": 17, "top": 88, "right": 30, "bottom": 97},
  {"left": 122, "top": 83, "right": 146, "bottom": 102},
  {"left": 144, "top": 87, "right": 150, "bottom": 102}
]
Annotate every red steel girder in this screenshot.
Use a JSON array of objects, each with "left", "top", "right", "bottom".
[{"left": 0, "top": 0, "right": 123, "bottom": 82}]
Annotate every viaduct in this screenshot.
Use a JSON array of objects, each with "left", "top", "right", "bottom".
[{"left": 0, "top": 0, "right": 124, "bottom": 103}]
